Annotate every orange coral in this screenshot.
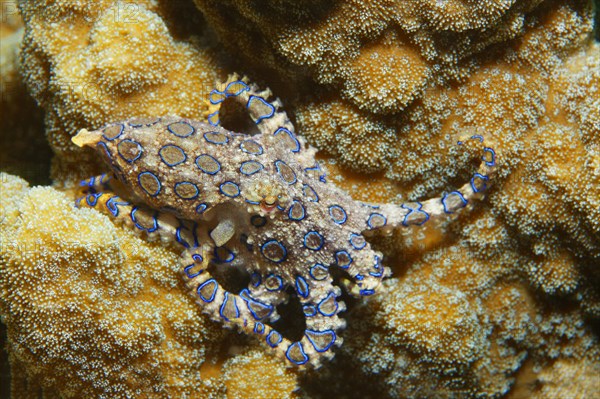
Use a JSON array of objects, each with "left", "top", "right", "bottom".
[
  {"left": 18, "top": 0, "right": 222, "bottom": 183},
  {"left": 0, "top": 173, "right": 295, "bottom": 398},
  {"left": 3, "top": 0, "right": 599, "bottom": 398}
]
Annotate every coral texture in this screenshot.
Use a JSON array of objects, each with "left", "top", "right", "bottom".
[
  {"left": 17, "top": 0, "right": 222, "bottom": 183},
  {"left": 0, "top": 172, "right": 298, "bottom": 398},
  {"left": 0, "top": 1, "right": 49, "bottom": 184},
  {"left": 1, "top": 0, "right": 598, "bottom": 398},
  {"left": 70, "top": 77, "right": 493, "bottom": 368}
]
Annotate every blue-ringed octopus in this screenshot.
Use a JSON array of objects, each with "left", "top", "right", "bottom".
[{"left": 72, "top": 75, "right": 496, "bottom": 368}]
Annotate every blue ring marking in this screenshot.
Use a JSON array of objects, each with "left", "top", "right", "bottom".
[
  {"left": 214, "top": 246, "right": 235, "bottom": 263},
  {"left": 240, "top": 289, "right": 274, "bottom": 320},
  {"left": 167, "top": 121, "right": 195, "bottom": 138},
  {"left": 175, "top": 225, "right": 191, "bottom": 248},
  {"left": 159, "top": 144, "right": 187, "bottom": 167},
  {"left": 305, "top": 329, "right": 337, "bottom": 353},
  {"left": 265, "top": 274, "right": 284, "bottom": 292},
  {"left": 334, "top": 250, "right": 353, "bottom": 269},
  {"left": 183, "top": 263, "right": 203, "bottom": 279},
  {"left": 219, "top": 292, "right": 240, "bottom": 321},
  {"left": 240, "top": 160, "right": 264, "bottom": 176},
  {"left": 367, "top": 213, "right": 387, "bottom": 229},
  {"left": 117, "top": 139, "right": 143, "bottom": 163},
  {"left": 219, "top": 181, "right": 240, "bottom": 198},
  {"left": 471, "top": 134, "right": 484, "bottom": 142},
  {"left": 260, "top": 240, "right": 288, "bottom": 263},
  {"left": 250, "top": 272, "right": 262, "bottom": 288},
  {"left": 441, "top": 191, "right": 468, "bottom": 214},
  {"left": 302, "top": 184, "right": 319, "bottom": 202},
  {"left": 295, "top": 275, "right": 310, "bottom": 298},
  {"left": 401, "top": 203, "right": 430, "bottom": 226},
  {"left": 359, "top": 289, "right": 375, "bottom": 296},
  {"left": 245, "top": 199, "right": 260, "bottom": 205},
  {"left": 97, "top": 141, "right": 113, "bottom": 160},
  {"left": 204, "top": 131, "right": 229, "bottom": 145},
  {"left": 304, "top": 231, "right": 324, "bottom": 251},
  {"left": 239, "top": 139, "right": 264, "bottom": 155},
  {"left": 285, "top": 342, "right": 309, "bottom": 365},
  {"left": 209, "top": 89, "right": 225, "bottom": 105},
  {"left": 247, "top": 95, "right": 275, "bottom": 123},
  {"left": 317, "top": 292, "right": 338, "bottom": 317},
  {"left": 195, "top": 154, "right": 221, "bottom": 175},
  {"left": 85, "top": 193, "right": 103, "bottom": 207},
  {"left": 106, "top": 196, "right": 129, "bottom": 217},
  {"left": 174, "top": 181, "right": 199, "bottom": 200},
  {"left": 369, "top": 255, "right": 384, "bottom": 278},
  {"left": 80, "top": 176, "right": 94, "bottom": 187},
  {"left": 355, "top": 274, "right": 364, "bottom": 281},
  {"left": 273, "top": 127, "right": 300, "bottom": 153},
  {"left": 196, "top": 203, "right": 208, "bottom": 214},
  {"left": 483, "top": 147, "right": 496, "bottom": 167},
  {"left": 101, "top": 123, "right": 124, "bottom": 141},
  {"left": 288, "top": 200, "right": 306, "bottom": 221},
  {"left": 349, "top": 233, "right": 366, "bottom": 250},
  {"left": 207, "top": 111, "right": 219, "bottom": 126},
  {"left": 266, "top": 331, "right": 283, "bottom": 348},
  {"left": 197, "top": 279, "right": 218, "bottom": 303},
  {"left": 254, "top": 322, "right": 265, "bottom": 335},
  {"left": 251, "top": 215, "right": 267, "bottom": 227},
  {"left": 470, "top": 173, "right": 489, "bottom": 193},
  {"left": 192, "top": 253, "right": 203, "bottom": 263},
  {"left": 275, "top": 160, "right": 297, "bottom": 185},
  {"left": 137, "top": 171, "right": 162, "bottom": 197},
  {"left": 329, "top": 205, "right": 347, "bottom": 224},
  {"left": 305, "top": 163, "right": 327, "bottom": 183},
  {"left": 309, "top": 263, "right": 329, "bottom": 281},
  {"left": 303, "top": 304, "right": 317, "bottom": 317},
  {"left": 225, "top": 80, "right": 250, "bottom": 97},
  {"left": 130, "top": 207, "right": 158, "bottom": 233}
]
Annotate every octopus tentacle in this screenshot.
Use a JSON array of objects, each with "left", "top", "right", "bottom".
[
  {"left": 182, "top": 246, "right": 279, "bottom": 328},
  {"left": 78, "top": 173, "right": 112, "bottom": 194},
  {"left": 339, "top": 249, "right": 388, "bottom": 297},
  {"left": 207, "top": 74, "right": 311, "bottom": 156},
  {"left": 366, "top": 134, "right": 497, "bottom": 231},
  {"left": 75, "top": 187, "right": 202, "bottom": 247}
]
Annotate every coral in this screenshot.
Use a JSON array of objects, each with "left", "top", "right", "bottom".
[
  {"left": 0, "top": 1, "right": 49, "bottom": 185},
  {"left": 17, "top": 0, "right": 223, "bottom": 184},
  {"left": 221, "top": 348, "right": 299, "bottom": 399},
  {"left": 70, "top": 78, "right": 494, "bottom": 367},
  {"left": 2, "top": 0, "right": 598, "bottom": 397},
  {"left": 0, "top": 172, "right": 298, "bottom": 398}
]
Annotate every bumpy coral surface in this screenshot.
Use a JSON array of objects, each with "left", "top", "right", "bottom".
[
  {"left": 0, "top": 172, "right": 300, "bottom": 398},
  {"left": 70, "top": 77, "right": 494, "bottom": 368},
  {"left": 0, "top": 1, "right": 49, "bottom": 185},
  {"left": 2, "top": 0, "right": 599, "bottom": 398},
  {"left": 18, "top": 0, "right": 222, "bottom": 183}
]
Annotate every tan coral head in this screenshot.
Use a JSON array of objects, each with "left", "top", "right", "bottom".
[{"left": 72, "top": 128, "right": 102, "bottom": 148}]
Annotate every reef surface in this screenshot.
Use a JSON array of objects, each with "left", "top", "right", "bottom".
[{"left": 0, "top": 0, "right": 598, "bottom": 398}]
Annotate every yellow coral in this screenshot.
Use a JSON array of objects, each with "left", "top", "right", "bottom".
[
  {"left": 0, "top": 173, "right": 294, "bottom": 398},
  {"left": 4, "top": 0, "right": 599, "bottom": 397},
  {"left": 0, "top": 1, "right": 49, "bottom": 185},
  {"left": 18, "top": 0, "right": 222, "bottom": 183},
  {"left": 222, "top": 349, "right": 299, "bottom": 399}
]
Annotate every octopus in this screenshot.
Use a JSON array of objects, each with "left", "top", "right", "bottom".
[{"left": 72, "top": 76, "right": 496, "bottom": 368}]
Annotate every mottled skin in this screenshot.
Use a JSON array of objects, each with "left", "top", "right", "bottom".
[{"left": 72, "top": 76, "right": 496, "bottom": 367}]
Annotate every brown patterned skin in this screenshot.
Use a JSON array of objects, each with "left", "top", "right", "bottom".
[{"left": 72, "top": 76, "right": 495, "bottom": 367}]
